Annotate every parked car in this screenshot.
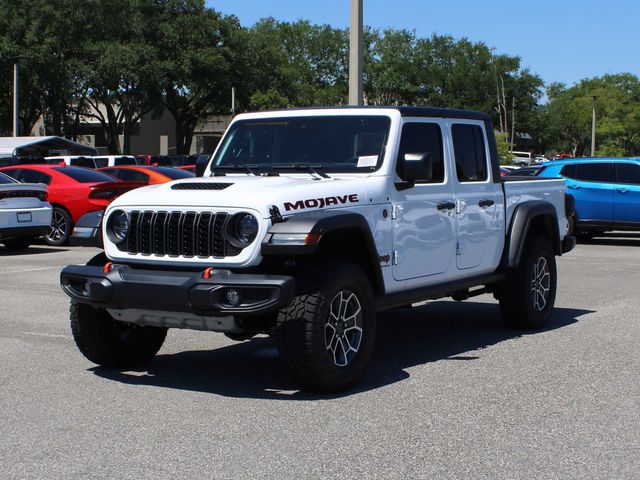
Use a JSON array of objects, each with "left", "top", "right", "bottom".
[
  {"left": 510, "top": 151, "right": 535, "bottom": 166},
  {"left": 537, "top": 157, "right": 640, "bottom": 235},
  {"left": 0, "top": 172, "right": 52, "bottom": 251},
  {"left": 60, "top": 106, "right": 575, "bottom": 392},
  {"left": 98, "top": 165, "right": 195, "bottom": 184},
  {"left": 134, "top": 154, "right": 161, "bottom": 165},
  {"left": 0, "top": 165, "right": 140, "bottom": 246},
  {"left": 507, "top": 165, "right": 543, "bottom": 176},
  {"left": 45, "top": 155, "right": 137, "bottom": 168}
]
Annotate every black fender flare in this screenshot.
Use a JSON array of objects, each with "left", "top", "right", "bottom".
[
  {"left": 69, "top": 210, "right": 104, "bottom": 248},
  {"left": 504, "top": 201, "right": 561, "bottom": 269},
  {"left": 261, "top": 211, "right": 385, "bottom": 294}
]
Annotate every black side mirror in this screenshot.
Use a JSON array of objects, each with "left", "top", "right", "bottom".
[
  {"left": 195, "top": 155, "right": 210, "bottom": 177},
  {"left": 395, "top": 153, "right": 433, "bottom": 191}
]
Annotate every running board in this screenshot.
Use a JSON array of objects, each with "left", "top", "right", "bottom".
[{"left": 375, "top": 273, "right": 506, "bottom": 312}]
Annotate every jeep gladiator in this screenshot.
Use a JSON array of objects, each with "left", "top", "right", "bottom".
[{"left": 61, "top": 107, "right": 576, "bottom": 392}]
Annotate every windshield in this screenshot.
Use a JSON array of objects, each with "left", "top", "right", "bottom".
[
  {"left": 211, "top": 116, "right": 391, "bottom": 173},
  {"left": 0, "top": 172, "right": 17, "bottom": 184}
]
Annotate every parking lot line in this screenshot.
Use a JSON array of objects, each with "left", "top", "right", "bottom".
[{"left": 0, "top": 266, "right": 64, "bottom": 275}]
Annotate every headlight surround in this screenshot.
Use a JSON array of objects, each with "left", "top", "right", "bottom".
[
  {"left": 227, "top": 212, "right": 258, "bottom": 248},
  {"left": 108, "top": 210, "right": 129, "bottom": 243}
]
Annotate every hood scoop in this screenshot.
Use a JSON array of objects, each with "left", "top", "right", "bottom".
[{"left": 171, "top": 182, "right": 233, "bottom": 190}]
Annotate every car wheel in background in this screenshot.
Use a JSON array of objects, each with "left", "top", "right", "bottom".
[{"left": 46, "top": 207, "right": 72, "bottom": 246}]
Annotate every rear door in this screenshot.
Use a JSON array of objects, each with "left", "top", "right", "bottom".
[
  {"left": 392, "top": 120, "right": 456, "bottom": 281},
  {"left": 450, "top": 122, "right": 503, "bottom": 272},
  {"left": 562, "top": 162, "right": 613, "bottom": 222},
  {"left": 613, "top": 162, "right": 640, "bottom": 226}
]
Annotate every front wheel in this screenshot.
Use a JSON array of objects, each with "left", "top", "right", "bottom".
[
  {"left": 276, "top": 263, "right": 376, "bottom": 392},
  {"left": 498, "top": 236, "right": 557, "bottom": 329},
  {"left": 70, "top": 302, "right": 167, "bottom": 367}
]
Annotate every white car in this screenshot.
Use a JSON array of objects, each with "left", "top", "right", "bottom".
[
  {"left": 0, "top": 172, "right": 52, "bottom": 251},
  {"left": 45, "top": 155, "right": 137, "bottom": 168},
  {"left": 61, "top": 107, "right": 576, "bottom": 392}
]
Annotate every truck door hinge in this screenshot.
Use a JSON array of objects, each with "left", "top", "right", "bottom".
[
  {"left": 392, "top": 250, "right": 400, "bottom": 265},
  {"left": 391, "top": 204, "right": 403, "bottom": 220}
]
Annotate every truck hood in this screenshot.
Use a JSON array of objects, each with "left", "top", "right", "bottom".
[{"left": 109, "top": 175, "right": 384, "bottom": 217}]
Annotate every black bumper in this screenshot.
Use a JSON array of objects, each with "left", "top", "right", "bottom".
[
  {"left": 0, "top": 225, "right": 49, "bottom": 241},
  {"left": 562, "top": 235, "right": 576, "bottom": 254},
  {"left": 60, "top": 264, "right": 295, "bottom": 316}
]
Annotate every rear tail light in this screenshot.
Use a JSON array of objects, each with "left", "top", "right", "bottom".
[
  {"left": 0, "top": 190, "right": 48, "bottom": 201},
  {"left": 89, "top": 186, "right": 135, "bottom": 200}
]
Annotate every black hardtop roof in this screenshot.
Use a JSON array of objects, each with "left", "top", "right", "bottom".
[{"left": 255, "top": 106, "right": 491, "bottom": 121}]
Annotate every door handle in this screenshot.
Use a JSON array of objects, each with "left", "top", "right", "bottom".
[
  {"left": 437, "top": 201, "right": 456, "bottom": 211},
  {"left": 478, "top": 198, "right": 495, "bottom": 208},
  {"left": 617, "top": 188, "right": 629, "bottom": 194},
  {"left": 567, "top": 184, "right": 580, "bottom": 190}
]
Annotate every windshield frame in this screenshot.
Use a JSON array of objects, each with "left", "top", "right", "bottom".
[{"left": 210, "top": 115, "right": 392, "bottom": 175}]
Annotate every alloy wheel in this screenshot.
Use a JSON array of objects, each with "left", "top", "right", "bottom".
[
  {"left": 531, "top": 256, "right": 551, "bottom": 311},
  {"left": 48, "top": 209, "right": 68, "bottom": 243},
  {"left": 325, "top": 289, "right": 363, "bottom": 367}
]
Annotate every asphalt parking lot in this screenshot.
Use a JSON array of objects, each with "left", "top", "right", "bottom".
[{"left": 1, "top": 236, "right": 639, "bottom": 479}]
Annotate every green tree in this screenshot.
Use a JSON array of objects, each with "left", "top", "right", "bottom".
[{"left": 150, "top": 0, "right": 246, "bottom": 154}]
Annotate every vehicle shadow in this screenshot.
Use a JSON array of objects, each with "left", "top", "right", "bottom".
[
  {"left": 0, "top": 246, "right": 68, "bottom": 256},
  {"left": 90, "top": 302, "right": 592, "bottom": 400},
  {"left": 578, "top": 232, "right": 640, "bottom": 247}
]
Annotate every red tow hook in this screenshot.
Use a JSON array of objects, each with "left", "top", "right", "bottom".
[
  {"left": 202, "top": 267, "right": 215, "bottom": 279},
  {"left": 103, "top": 262, "right": 113, "bottom": 273}
]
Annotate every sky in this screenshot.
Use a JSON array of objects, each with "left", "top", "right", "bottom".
[{"left": 207, "top": 0, "right": 640, "bottom": 87}]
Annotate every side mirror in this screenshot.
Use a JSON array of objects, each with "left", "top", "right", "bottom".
[
  {"left": 195, "top": 155, "right": 209, "bottom": 177},
  {"left": 396, "top": 153, "right": 433, "bottom": 191}
]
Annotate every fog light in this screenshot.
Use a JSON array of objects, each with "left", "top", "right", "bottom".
[
  {"left": 82, "top": 280, "right": 91, "bottom": 297},
  {"left": 225, "top": 289, "right": 240, "bottom": 306}
]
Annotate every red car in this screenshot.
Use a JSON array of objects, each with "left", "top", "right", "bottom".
[{"left": 0, "top": 164, "right": 140, "bottom": 246}]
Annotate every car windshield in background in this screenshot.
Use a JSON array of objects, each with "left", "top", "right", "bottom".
[
  {"left": 114, "top": 157, "right": 136, "bottom": 166},
  {"left": 151, "top": 166, "right": 195, "bottom": 179},
  {"left": 211, "top": 116, "right": 391, "bottom": 173},
  {"left": 53, "top": 167, "right": 118, "bottom": 183},
  {"left": 0, "top": 172, "right": 17, "bottom": 184}
]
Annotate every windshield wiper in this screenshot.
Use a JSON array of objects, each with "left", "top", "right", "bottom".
[
  {"left": 270, "top": 164, "right": 330, "bottom": 179},
  {"left": 210, "top": 165, "right": 260, "bottom": 176}
]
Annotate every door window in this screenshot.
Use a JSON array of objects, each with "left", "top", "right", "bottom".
[
  {"left": 15, "top": 169, "right": 52, "bottom": 185},
  {"left": 451, "top": 124, "right": 487, "bottom": 182},
  {"left": 615, "top": 163, "right": 640, "bottom": 185},
  {"left": 573, "top": 163, "right": 611, "bottom": 183},
  {"left": 396, "top": 123, "right": 444, "bottom": 183}
]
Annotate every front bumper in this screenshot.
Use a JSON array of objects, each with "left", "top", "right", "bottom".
[{"left": 60, "top": 264, "right": 296, "bottom": 317}]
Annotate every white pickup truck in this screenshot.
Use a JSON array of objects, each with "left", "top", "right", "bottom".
[{"left": 61, "top": 107, "right": 576, "bottom": 392}]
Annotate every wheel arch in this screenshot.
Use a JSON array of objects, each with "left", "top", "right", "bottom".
[
  {"left": 261, "top": 211, "right": 385, "bottom": 295},
  {"left": 504, "top": 201, "right": 561, "bottom": 269}
]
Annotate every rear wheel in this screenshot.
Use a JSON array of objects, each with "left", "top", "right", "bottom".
[
  {"left": 46, "top": 207, "right": 72, "bottom": 246},
  {"left": 2, "top": 237, "right": 32, "bottom": 251},
  {"left": 498, "top": 236, "right": 557, "bottom": 329},
  {"left": 70, "top": 302, "right": 167, "bottom": 367},
  {"left": 276, "top": 262, "right": 376, "bottom": 392}
]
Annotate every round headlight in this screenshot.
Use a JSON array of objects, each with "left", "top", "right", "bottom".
[
  {"left": 229, "top": 213, "right": 258, "bottom": 247},
  {"left": 110, "top": 210, "right": 129, "bottom": 243}
]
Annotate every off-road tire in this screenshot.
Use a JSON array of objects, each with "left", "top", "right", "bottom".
[
  {"left": 276, "top": 262, "right": 376, "bottom": 392},
  {"left": 70, "top": 302, "right": 167, "bottom": 367},
  {"left": 46, "top": 206, "right": 72, "bottom": 246},
  {"left": 498, "top": 236, "right": 557, "bottom": 329},
  {"left": 2, "top": 238, "right": 32, "bottom": 251}
]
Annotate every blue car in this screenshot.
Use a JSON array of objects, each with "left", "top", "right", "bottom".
[{"left": 537, "top": 158, "right": 640, "bottom": 234}]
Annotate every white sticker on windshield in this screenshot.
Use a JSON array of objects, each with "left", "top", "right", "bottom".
[{"left": 357, "top": 155, "right": 378, "bottom": 167}]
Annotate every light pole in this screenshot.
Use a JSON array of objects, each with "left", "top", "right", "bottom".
[
  {"left": 13, "top": 61, "right": 19, "bottom": 137},
  {"left": 349, "top": 0, "right": 363, "bottom": 105},
  {"left": 590, "top": 96, "right": 597, "bottom": 157}
]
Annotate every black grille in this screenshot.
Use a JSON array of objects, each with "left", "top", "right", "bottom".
[
  {"left": 171, "top": 183, "right": 233, "bottom": 190},
  {"left": 126, "top": 210, "right": 235, "bottom": 257}
]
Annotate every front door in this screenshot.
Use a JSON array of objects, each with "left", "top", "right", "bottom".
[
  {"left": 392, "top": 120, "right": 456, "bottom": 281},
  {"left": 564, "top": 162, "right": 613, "bottom": 223}
]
